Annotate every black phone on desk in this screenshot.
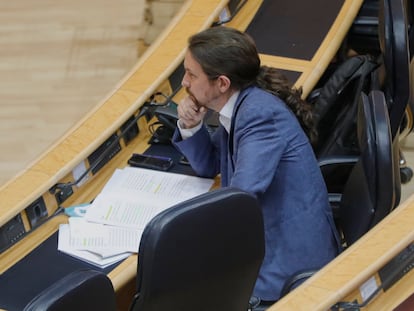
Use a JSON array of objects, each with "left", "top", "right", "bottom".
[{"left": 128, "top": 153, "right": 173, "bottom": 171}]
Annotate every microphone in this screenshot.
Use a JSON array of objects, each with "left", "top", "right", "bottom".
[{"left": 49, "top": 87, "right": 181, "bottom": 204}]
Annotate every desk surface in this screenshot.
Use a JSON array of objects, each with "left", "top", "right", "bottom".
[
  {"left": 269, "top": 194, "right": 414, "bottom": 311},
  {"left": 4, "top": 0, "right": 413, "bottom": 310},
  {"left": 243, "top": 0, "right": 363, "bottom": 97},
  {"left": 0, "top": 1, "right": 229, "bottom": 309},
  {"left": 0, "top": 0, "right": 364, "bottom": 225}
]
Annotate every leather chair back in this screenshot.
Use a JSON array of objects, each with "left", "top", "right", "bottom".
[
  {"left": 339, "top": 90, "right": 395, "bottom": 246},
  {"left": 23, "top": 269, "right": 116, "bottom": 311},
  {"left": 378, "top": 0, "right": 410, "bottom": 139},
  {"left": 130, "top": 187, "right": 265, "bottom": 311}
]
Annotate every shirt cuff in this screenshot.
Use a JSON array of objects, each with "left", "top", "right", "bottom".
[{"left": 177, "top": 120, "right": 203, "bottom": 140}]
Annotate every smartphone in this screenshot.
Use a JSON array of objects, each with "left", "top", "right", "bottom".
[{"left": 128, "top": 153, "right": 173, "bottom": 171}]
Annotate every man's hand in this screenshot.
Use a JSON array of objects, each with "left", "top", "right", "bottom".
[{"left": 177, "top": 96, "right": 207, "bottom": 129}]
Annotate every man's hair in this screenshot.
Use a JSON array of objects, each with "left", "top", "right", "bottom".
[
  {"left": 188, "top": 26, "right": 317, "bottom": 144},
  {"left": 188, "top": 26, "right": 260, "bottom": 89}
]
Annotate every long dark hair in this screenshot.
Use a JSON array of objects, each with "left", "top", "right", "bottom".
[{"left": 188, "top": 26, "right": 317, "bottom": 144}]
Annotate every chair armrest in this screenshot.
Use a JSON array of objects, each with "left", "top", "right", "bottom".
[{"left": 318, "top": 155, "right": 359, "bottom": 201}]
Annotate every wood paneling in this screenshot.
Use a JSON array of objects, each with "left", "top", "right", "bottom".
[{"left": 0, "top": 0, "right": 183, "bottom": 186}]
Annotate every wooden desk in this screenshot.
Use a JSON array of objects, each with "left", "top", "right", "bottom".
[
  {"left": 269, "top": 194, "right": 414, "bottom": 311},
  {"left": 241, "top": 0, "right": 364, "bottom": 97},
  {"left": 0, "top": 1, "right": 230, "bottom": 309},
  {"left": 6, "top": 0, "right": 410, "bottom": 310},
  {"left": 0, "top": 0, "right": 365, "bottom": 229}
]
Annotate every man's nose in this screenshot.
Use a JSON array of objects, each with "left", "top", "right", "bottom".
[{"left": 181, "top": 75, "right": 190, "bottom": 88}]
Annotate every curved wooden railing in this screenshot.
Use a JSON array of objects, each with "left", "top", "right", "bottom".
[
  {"left": 1, "top": 0, "right": 414, "bottom": 309},
  {"left": 0, "top": 0, "right": 226, "bottom": 227},
  {"left": 270, "top": 194, "right": 414, "bottom": 311},
  {"left": 0, "top": 0, "right": 259, "bottom": 300}
]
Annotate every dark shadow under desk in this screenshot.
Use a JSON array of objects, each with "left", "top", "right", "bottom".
[{"left": 0, "top": 143, "right": 195, "bottom": 311}]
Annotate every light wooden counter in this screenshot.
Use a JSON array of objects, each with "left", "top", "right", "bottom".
[{"left": 4, "top": 0, "right": 413, "bottom": 310}]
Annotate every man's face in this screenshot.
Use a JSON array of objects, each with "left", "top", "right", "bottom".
[{"left": 181, "top": 51, "right": 222, "bottom": 111}]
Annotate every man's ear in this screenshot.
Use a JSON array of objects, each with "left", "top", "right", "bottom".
[{"left": 217, "top": 75, "right": 231, "bottom": 93}]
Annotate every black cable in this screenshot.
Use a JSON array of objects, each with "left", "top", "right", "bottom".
[
  {"left": 49, "top": 87, "right": 181, "bottom": 200},
  {"left": 331, "top": 283, "right": 384, "bottom": 310}
]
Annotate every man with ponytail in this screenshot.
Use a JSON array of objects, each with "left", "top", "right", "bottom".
[{"left": 172, "top": 26, "right": 341, "bottom": 308}]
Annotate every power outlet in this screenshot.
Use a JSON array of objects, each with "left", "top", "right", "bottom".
[{"left": 25, "top": 197, "right": 48, "bottom": 228}]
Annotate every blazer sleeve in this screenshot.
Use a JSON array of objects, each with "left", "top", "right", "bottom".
[{"left": 172, "top": 126, "right": 221, "bottom": 178}]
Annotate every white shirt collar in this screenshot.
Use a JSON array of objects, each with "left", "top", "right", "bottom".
[{"left": 219, "top": 91, "right": 240, "bottom": 133}]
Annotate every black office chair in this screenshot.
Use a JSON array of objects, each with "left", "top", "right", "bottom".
[
  {"left": 343, "top": 0, "right": 412, "bottom": 139},
  {"left": 346, "top": 0, "right": 414, "bottom": 59},
  {"left": 311, "top": 54, "right": 378, "bottom": 159},
  {"left": 378, "top": 0, "right": 411, "bottom": 139},
  {"left": 337, "top": 90, "right": 395, "bottom": 245},
  {"left": 377, "top": 0, "right": 412, "bottom": 189},
  {"left": 129, "top": 187, "right": 265, "bottom": 311},
  {"left": 281, "top": 90, "right": 396, "bottom": 297},
  {"left": 308, "top": 54, "right": 378, "bottom": 201},
  {"left": 408, "top": 0, "right": 414, "bottom": 59},
  {"left": 23, "top": 269, "right": 116, "bottom": 311},
  {"left": 324, "top": 0, "right": 411, "bottom": 191},
  {"left": 346, "top": 0, "right": 381, "bottom": 56}
]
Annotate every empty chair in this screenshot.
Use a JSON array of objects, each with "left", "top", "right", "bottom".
[
  {"left": 309, "top": 54, "right": 378, "bottom": 200},
  {"left": 340, "top": 0, "right": 411, "bottom": 140},
  {"left": 337, "top": 90, "right": 395, "bottom": 245},
  {"left": 407, "top": 58, "right": 414, "bottom": 143},
  {"left": 378, "top": 0, "right": 411, "bottom": 139},
  {"left": 376, "top": 0, "right": 412, "bottom": 192},
  {"left": 129, "top": 187, "right": 265, "bottom": 311},
  {"left": 408, "top": 0, "right": 414, "bottom": 59},
  {"left": 23, "top": 269, "right": 116, "bottom": 311},
  {"left": 346, "top": 0, "right": 414, "bottom": 60},
  {"left": 346, "top": 0, "right": 381, "bottom": 56},
  {"left": 311, "top": 54, "right": 378, "bottom": 159},
  {"left": 281, "top": 90, "right": 396, "bottom": 296},
  {"left": 315, "top": 0, "right": 411, "bottom": 199}
]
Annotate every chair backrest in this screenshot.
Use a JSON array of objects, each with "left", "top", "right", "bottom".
[
  {"left": 281, "top": 91, "right": 396, "bottom": 296},
  {"left": 408, "top": 58, "right": 414, "bottom": 128},
  {"left": 408, "top": 0, "right": 414, "bottom": 59},
  {"left": 23, "top": 269, "right": 116, "bottom": 311},
  {"left": 339, "top": 90, "right": 395, "bottom": 246},
  {"left": 347, "top": 0, "right": 381, "bottom": 56},
  {"left": 312, "top": 54, "right": 378, "bottom": 159},
  {"left": 347, "top": 0, "right": 412, "bottom": 64},
  {"left": 378, "top": 0, "right": 410, "bottom": 139},
  {"left": 130, "top": 187, "right": 265, "bottom": 311}
]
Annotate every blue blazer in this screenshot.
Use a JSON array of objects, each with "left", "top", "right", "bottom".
[{"left": 173, "top": 86, "right": 341, "bottom": 300}]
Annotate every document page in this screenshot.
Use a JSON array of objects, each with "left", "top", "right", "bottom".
[
  {"left": 85, "top": 192, "right": 164, "bottom": 229},
  {"left": 85, "top": 167, "right": 214, "bottom": 228},
  {"left": 101, "top": 166, "right": 214, "bottom": 202},
  {"left": 68, "top": 217, "right": 142, "bottom": 255},
  {"left": 58, "top": 166, "right": 214, "bottom": 267},
  {"left": 58, "top": 224, "right": 132, "bottom": 268}
]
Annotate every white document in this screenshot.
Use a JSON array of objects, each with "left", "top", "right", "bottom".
[
  {"left": 58, "top": 166, "right": 213, "bottom": 267},
  {"left": 85, "top": 167, "right": 214, "bottom": 229},
  {"left": 68, "top": 217, "right": 142, "bottom": 256},
  {"left": 85, "top": 192, "right": 165, "bottom": 229},
  {"left": 58, "top": 224, "right": 131, "bottom": 268},
  {"left": 101, "top": 166, "right": 214, "bottom": 201}
]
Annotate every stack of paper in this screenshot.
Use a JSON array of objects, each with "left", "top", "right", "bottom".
[
  {"left": 58, "top": 217, "right": 140, "bottom": 268},
  {"left": 58, "top": 166, "right": 214, "bottom": 268}
]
